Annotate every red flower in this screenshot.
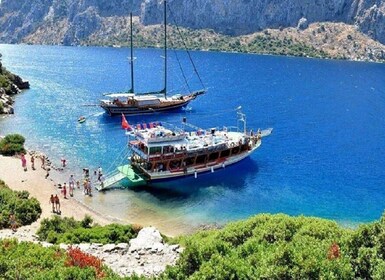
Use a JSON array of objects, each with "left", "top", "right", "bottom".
[
  {"left": 327, "top": 242, "right": 341, "bottom": 260},
  {"left": 65, "top": 246, "right": 105, "bottom": 278}
]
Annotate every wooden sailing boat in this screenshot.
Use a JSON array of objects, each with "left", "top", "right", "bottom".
[{"left": 100, "top": 0, "right": 206, "bottom": 116}]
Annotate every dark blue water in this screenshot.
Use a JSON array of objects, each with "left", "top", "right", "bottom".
[{"left": 1, "top": 44, "right": 385, "bottom": 234}]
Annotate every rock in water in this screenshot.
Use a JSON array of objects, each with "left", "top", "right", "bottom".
[{"left": 297, "top": 17, "right": 309, "bottom": 30}]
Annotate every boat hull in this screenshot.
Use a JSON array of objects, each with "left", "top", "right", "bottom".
[
  {"left": 130, "top": 142, "right": 261, "bottom": 185},
  {"left": 100, "top": 100, "right": 191, "bottom": 116}
]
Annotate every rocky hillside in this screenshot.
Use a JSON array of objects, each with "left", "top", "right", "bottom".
[{"left": 0, "top": 0, "right": 385, "bottom": 62}]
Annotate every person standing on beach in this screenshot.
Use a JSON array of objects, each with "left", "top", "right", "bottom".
[
  {"left": 97, "top": 166, "right": 103, "bottom": 181},
  {"left": 69, "top": 180, "right": 74, "bottom": 197},
  {"left": 49, "top": 194, "right": 55, "bottom": 212},
  {"left": 61, "top": 158, "right": 66, "bottom": 167},
  {"left": 31, "top": 156, "right": 35, "bottom": 170},
  {"left": 21, "top": 153, "right": 27, "bottom": 171},
  {"left": 69, "top": 175, "right": 75, "bottom": 190},
  {"left": 83, "top": 168, "right": 90, "bottom": 179},
  {"left": 45, "top": 168, "right": 50, "bottom": 179},
  {"left": 41, "top": 155, "right": 45, "bottom": 169},
  {"left": 54, "top": 195, "right": 60, "bottom": 213},
  {"left": 62, "top": 183, "right": 67, "bottom": 199},
  {"left": 99, "top": 174, "right": 105, "bottom": 189},
  {"left": 83, "top": 179, "right": 88, "bottom": 195}
]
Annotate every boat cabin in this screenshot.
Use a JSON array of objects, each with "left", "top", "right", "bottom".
[{"left": 129, "top": 125, "right": 256, "bottom": 176}]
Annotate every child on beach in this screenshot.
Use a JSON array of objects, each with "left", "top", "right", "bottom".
[
  {"left": 45, "top": 168, "right": 50, "bottom": 179},
  {"left": 76, "top": 180, "right": 80, "bottom": 189}
]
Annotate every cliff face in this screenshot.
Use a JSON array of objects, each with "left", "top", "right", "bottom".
[
  {"left": 141, "top": 0, "right": 385, "bottom": 42},
  {"left": 0, "top": 0, "right": 384, "bottom": 49}
]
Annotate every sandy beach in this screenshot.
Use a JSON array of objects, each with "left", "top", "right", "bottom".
[{"left": 0, "top": 153, "right": 115, "bottom": 233}]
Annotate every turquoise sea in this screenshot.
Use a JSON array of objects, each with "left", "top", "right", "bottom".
[{"left": 1, "top": 44, "right": 385, "bottom": 234}]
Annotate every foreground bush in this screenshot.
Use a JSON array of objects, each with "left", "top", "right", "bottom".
[
  {"left": 4, "top": 210, "right": 385, "bottom": 279},
  {"left": 37, "top": 215, "right": 142, "bottom": 244},
  {"left": 0, "top": 180, "right": 41, "bottom": 229},
  {"left": 162, "top": 213, "right": 379, "bottom": 279},
  {"left": 0, "top": 239, "right": 120, "bottom": 279},
  {"left": 0, "top": 133, "right": 26, "bottom": 156}
]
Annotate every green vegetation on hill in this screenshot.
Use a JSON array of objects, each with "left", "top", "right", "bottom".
[
  {"left": 37, "top": 215, "right": 142, "bottom": 244},
  {"left": 162, "top": 213, "right": 385, "bottom": 279},
  {"left": 3, "top": 212, "right": 385, "bottom": 278},
  {"left": 0, "top": 180, "right": 41, "bottom": 229},
  {"left": 0, "top": 134, "right": 26, "bottom": 156},
  {"left": 86, "top": 25, "right": 330, "bottom": 60},
  {"left": 0, "top": 239, "right": 120, "bottom": 279},
  {"left": 0, "top": 61, "right": 13, "bottom": 94}
]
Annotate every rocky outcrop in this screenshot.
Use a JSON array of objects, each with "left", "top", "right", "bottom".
[
  {"left": 0, "top": 61, "right": 30, "bottom": 114},
  {"left": 0, "top": 226, "right": 182, "bottom": 277},
  {"left": 0, "top": 88, "right": 15, "bottom": 114}
]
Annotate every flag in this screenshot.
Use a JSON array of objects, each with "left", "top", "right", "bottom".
[{"left": 121, "top": 113, "right": 131, "bottom": 130}]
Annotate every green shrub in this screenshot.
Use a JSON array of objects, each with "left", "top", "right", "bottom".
[
  {"left": 0, "top": 239, "right": 120, "bottom": 279},
  {"left": 0, "top": 180, "right": 41, "bottom": 229},
  {"left": 0, "top": 134, "right": 26, "bottom": 156},
  {"left": 161, "top": 214, "right": 354, "bottom": 279},
  {"left": 37, "top": 215, "right": 141, "bottom": 244}
]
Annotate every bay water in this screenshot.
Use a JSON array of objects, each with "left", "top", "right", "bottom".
[{"left": 1, "top": 44, "right": 385, "bottom": 234}]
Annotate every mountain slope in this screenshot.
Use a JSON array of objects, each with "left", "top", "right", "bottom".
[{"left": 0, "top": 0, "right": 384, "bottom": 62}]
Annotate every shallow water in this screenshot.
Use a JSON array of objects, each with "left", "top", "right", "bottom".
[{"left": 1, "top": 44, "right": 385, "bottom": 234}]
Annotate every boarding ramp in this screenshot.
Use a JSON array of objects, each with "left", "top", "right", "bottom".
[{"left": 96, "top": 165, "right": 145, "bottom": 191}]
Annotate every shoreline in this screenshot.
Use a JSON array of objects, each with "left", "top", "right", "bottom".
[
  {"left": 0, "top": 153, "right": 123, "bottom": 233},
  {"left": 0, "top": 152, "right": 198, "bottom": 237}
]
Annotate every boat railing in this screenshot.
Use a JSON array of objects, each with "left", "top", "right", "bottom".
[
  {"left": 130, "top": 146, "right": 148, "bottom": 160},
  {"left": 223, "top": 126, "right": 239, "bottom": 132},
  {"left": 135, "top": 131, "right": 186, "bottom": 144},
  {"left": 146, "top": 134, "right": 186, "bottom": 143}
]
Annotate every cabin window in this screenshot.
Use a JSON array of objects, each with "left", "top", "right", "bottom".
[
  {"left": 196, "top": 155, "right": 207, "bottom": 164},
  {"left": 220, "top": 149, "right": 230, "bottom": 158},
  {"left": 240, "top": 144, "right": 248, "bottom": 152},
  {"left": 208, "top": 152, "right": 219, "bottom": 161},
  {"left": 163, "top": 145, "right": 174, "bottom": 154},
  {"left": 184, "top": 157, "right": 195, "bottom": 167},
  {"left": 231, "top": 147, "right": 240, "bottom": 155},
  {"left": 149, "top": 146, "right": 162, "bottom": 155},
  {"left": 155, "top": 162, "right": 166, "bottom": 172},
  {"left": 170, "top": 160, "right": 181, "bottom": 169}
]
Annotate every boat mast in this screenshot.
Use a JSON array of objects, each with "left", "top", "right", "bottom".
[
  {"left": 129, "top": 12, "right": 134, "bottom": 93},
  {"left": 163, "top": 0, "right": 167, "bottom": 98}
]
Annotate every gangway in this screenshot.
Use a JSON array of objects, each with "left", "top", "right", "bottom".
[{"left": 96, "top": 165, "right": 145, "bottom": 191}]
